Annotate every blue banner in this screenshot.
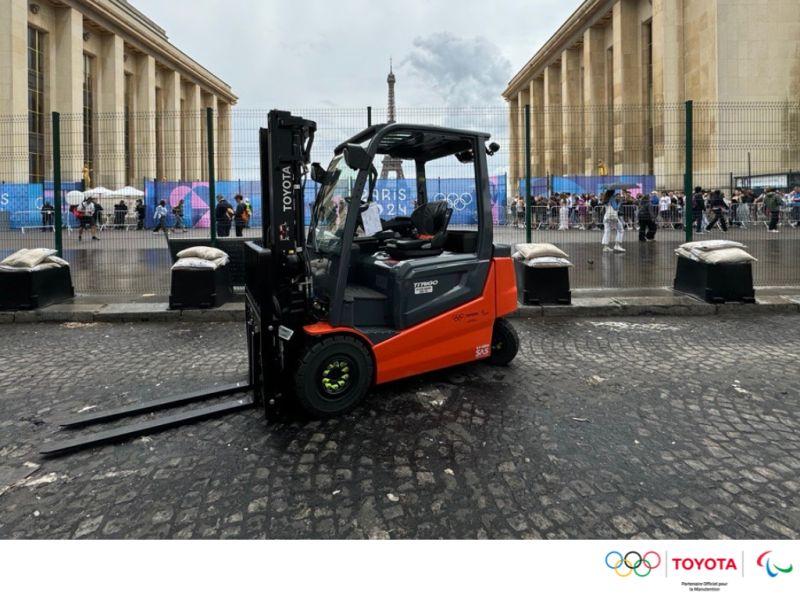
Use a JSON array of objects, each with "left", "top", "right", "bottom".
[
  {"left": 517, "top": 175, "right": 657, "bottom": 199},
  {"left": 0, "top": 182, "right": 82, "bottom": 229},
  {"left": 147, "top": 175, "right": 508, "bottom": 229}
]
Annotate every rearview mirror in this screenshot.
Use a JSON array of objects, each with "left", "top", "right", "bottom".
[{"left": 343, "top": 144, "right": 372, "bottom": 171}]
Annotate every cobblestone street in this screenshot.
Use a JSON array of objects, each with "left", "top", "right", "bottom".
[{"left": 0, "top": 315, "right": 798, "bottom": 539}]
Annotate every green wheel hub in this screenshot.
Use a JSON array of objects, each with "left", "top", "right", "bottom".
[{"left": 318, "top": 357, "right": 355, "bottom": 398}]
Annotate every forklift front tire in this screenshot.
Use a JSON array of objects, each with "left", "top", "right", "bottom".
[
  {"left": 295, "top": 335, "right": 374, "bottom": 418},
  {"left": 487, "top": 318, "right": 519, "bottom": 366}
]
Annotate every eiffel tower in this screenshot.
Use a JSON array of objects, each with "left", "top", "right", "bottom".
[{"left": 380, "top": 58, "right": 405, "bottom": 179}]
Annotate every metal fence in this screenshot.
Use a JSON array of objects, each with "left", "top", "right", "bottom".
[{"left": 1, "top": 103, "right": 799, "bottom": 297}]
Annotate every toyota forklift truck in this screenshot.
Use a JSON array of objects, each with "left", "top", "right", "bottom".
[{"left": 41, "top": 110, "right": 519, "bottom": 456}]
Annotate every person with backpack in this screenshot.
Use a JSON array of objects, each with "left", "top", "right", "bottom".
[
  {"left": 637, "top": 193, "right": 657, "bottom": 241},
  {"left": 171, "top": 198, "right": 187, "bottom": 233},
  {"left": 705, "top": 190, "right": 728, "bottom": 232},
  {"left": 234, "top": 194, "right": 248, "bottom": 237},
  {"left": 763, "top": 187, "right": 784, "bottom": 232},
  {"left": 691, "top": 187, "right": 706, "bottom": 233}
]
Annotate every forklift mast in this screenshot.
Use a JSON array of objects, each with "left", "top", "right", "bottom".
[{"left": 257, "top": 110, "right": 317, "bottom": 329}]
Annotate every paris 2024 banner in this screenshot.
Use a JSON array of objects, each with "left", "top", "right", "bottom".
[{"left": 144, "top": 176, "right": 509, "bottom": 229}]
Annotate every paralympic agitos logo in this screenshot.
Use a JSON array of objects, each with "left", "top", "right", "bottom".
[
  {"left": 757, "top": 551, "right": 793, "bottom": 578},
  {"left": 605, "top": 551, "right": 661, "bottom": 577}
]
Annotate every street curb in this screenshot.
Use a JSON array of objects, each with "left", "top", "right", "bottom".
[{"left": 1, "top": 298, "right": 798, "bottom": 324}]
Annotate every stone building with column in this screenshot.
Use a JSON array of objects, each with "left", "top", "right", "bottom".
[
  {"left": 503, "top": 0, "right": 800, "bottom": 191},
  {"left": 0, "top": 0, "right": 237, "bottom": 188}
]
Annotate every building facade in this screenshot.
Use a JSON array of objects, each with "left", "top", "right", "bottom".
[
  {"left": 0, "top": 0, "right": 237, "bottom": 188},
  {"left": 503, "top": 0, "right": 800, "bottom": 190}
]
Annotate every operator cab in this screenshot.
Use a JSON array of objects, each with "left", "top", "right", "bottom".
[{"left": 307, "top": 123, "right": 501, "bottom": 338}]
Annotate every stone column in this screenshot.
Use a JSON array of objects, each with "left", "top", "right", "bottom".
[
  {"left": 517, "top": 88, "right": 530, "bottom": 191},
  {"left": 544, "top": 63, "right": 563, "bottom": 176},
  {"left": 507, "top": 96, "right": 520, "bottom": 196},
  {"left": 217, "top": 101, "right": 232, "bottom": 181},
  {"left": 96, "top": 33, "right": 125, "bottom": 188},
  {"left": 0, "top": 0, "right": 28, "bottom": 181},
  {"left": 163, "top": 70, "right": 182, "bottom": 181},
  {"left": 612, "top": 0, "right": 643, "bottom": 174},
  {"left": 134, "top": 54, "right": 156, "bottom": 185},
  {"left": 529, "top": 78, "right": 545, "bottom": 177},
  {"left": 52, "top": 6, "right": 84, "bottom": 184},
  {"left": 561, "top": 47, "right": 583, "bottom": 175},
  {"left": 583, "top": 26, "right": 607, "bottom": 175},
  {"left": 182, "top": 82, "right": 202, "bottom": 181},
  {"left": 652, "top": 0, "right": 685, "bottom": 190}
]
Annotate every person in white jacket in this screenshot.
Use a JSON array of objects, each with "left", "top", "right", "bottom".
[
  {"left": 152, "top": 200, "right": 168, "bottom": 233},
  {"left": 601, "top": 189, "right": 625, "bottom": 253}
]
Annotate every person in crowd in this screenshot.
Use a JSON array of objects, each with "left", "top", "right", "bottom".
[
  {"left": 113, "top": 199, "right": 128, "bottom": 230},
  {"left": 789, "top": 186, "right": 800, "bottom": 227},
  {"left": 637, "top": 193, "right": 657, "bottom": 241},
  {"left": 152, "top": 200, "right": 168, "bottom": 233},
  {"left": 509, "top": 197, "right": 518, "bottom": 227},
  {"left": 658, "top": 192, "right": 671, "bottom": 226},
  {"left": 134, "top": 199, "right": 145, "bottom": 230},
  {"left": 215, "top": 194, "right": 233, "bottom": 237},
  {"left": 171, "top": 198, "right": 187, "bottom": 233},
  {"left": 234, "top": 194, "right": 248, "bottom": 237},
  {"left": 691, "top": 187, "right": 706, "bottom": 233},
  {"left": 93, "top": 199, "right": 104, "bottom": 231},
  {"left": 516, "top": 196, "right": 525, "bottom": 229},
  {"left": 41, "top": 200, "right": 54, "bottom": 231},
  {"left": 706, "top": 189, "right": 728, "bottom": 232},
  {"left": 763, "top": 187, "right": 783, "bottom": 232},
  {"left": 77, "top": 195, "right": 99, "bottom": 241},
  {"left": 601, "top": 188, "right": 625, "bottom": 253},
  {"left": 558, "top": 199, "right": 569, "bottom": 230}
]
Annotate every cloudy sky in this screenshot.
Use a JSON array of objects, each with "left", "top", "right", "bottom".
[{"left": 132, "top": 0, "right": 580, "bottom": 109}]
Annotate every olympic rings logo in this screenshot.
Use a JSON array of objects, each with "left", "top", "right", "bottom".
[
  {"left": 605, "top": 551, "right": 661, "bottom": 578},
  {"left": 431, "top": 192, "right": 473, "bottom": 212}
]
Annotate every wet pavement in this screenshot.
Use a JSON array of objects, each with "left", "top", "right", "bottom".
[
  {"left": 2, "top": 225, "right": 798, "bottom": 295},
  {"left": 0, "top": 316, "right": 798, "bottom": 539}
]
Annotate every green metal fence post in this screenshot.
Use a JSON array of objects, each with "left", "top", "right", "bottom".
[
  {"left": 524, "top": 103, "right": 532, "bottom": 243},
  {"left": 367, "top": 106, "right": 372, "bottom": 128},
  {"left": 206, "top": 107, "right": 217, "bottom": 245},
  {"left": 684, "top": 100, "right": 693, "bottom": 243},
  {"left": 52, "top": 112, "right": 63, "bottom": 258}
]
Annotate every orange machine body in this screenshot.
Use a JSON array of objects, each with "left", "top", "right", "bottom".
[{"left": 304, "top": 256, "right": 517, "bottom": 385}]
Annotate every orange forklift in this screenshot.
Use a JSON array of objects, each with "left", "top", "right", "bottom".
[{"left": 41, "top": 111, "right": 518, "bottom": 456}]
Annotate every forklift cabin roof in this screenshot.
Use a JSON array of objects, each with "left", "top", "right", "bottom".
[{"left": 335, "top": 123, "right": 492, "bottom": 161}]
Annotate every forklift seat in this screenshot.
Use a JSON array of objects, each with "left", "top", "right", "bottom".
[{"left": 384, "top": 201, "right": 453, "bottom": 260}]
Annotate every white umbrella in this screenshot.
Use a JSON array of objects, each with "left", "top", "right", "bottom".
[
  {"left": 65, "top": 190, "right": 84, "bottom": 205},
  {"left": 83, "top": 187, "right": 115, "bottom": 198},
  {"left": 110, "top": 186, "right": 145, "bottom": 198}
]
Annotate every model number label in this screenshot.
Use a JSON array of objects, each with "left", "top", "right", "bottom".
[{"left": 414, "top": 280, "right": 438, "bottom": 295}]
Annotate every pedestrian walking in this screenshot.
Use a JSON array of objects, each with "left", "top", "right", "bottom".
[
  {"left": 516, "top": 196, "right": 525, "bottom": 229},
  {"left": 215, "top": 195, "right": 233, "bottom": 237},
  {"left": 171, "top": 199, "right": 187, "bottom": 232},
  {"left": 706, "top": 190, "right": 728, "bottom": 232},
  {"left": 135, "top": 199, "right": 145, "bottom": 230},
  {"left": 601, "top": 189, "right": 625, "bottom": 253},
  {"left": 691, "top": 187, "right": 706, "bottom": 233},
  {"left": 234, "top": 194, "right": 247, "bottom": 237},
  {"left": 763, "top": 187, "right": 783, "bottom": 232},
  {"left": 637, "top": 193, "right": 657, "bottom": 241},
  {"left": 152, "top": 200, "right": 168, "bottom": 233},
  {"left": 77, "top": 196, "right": 99, "bottom": 241}
]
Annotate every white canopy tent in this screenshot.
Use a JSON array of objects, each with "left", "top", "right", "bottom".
[{"left": 109, "top": 186, "right": 145, "bottom": 198}]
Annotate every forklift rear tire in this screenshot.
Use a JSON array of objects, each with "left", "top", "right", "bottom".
[
  {"left": 487, "top": 318, "right": 519, "bottom": 366},
  {"left": 295, "top": 335, "right": 374, "bottom": 418}
]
